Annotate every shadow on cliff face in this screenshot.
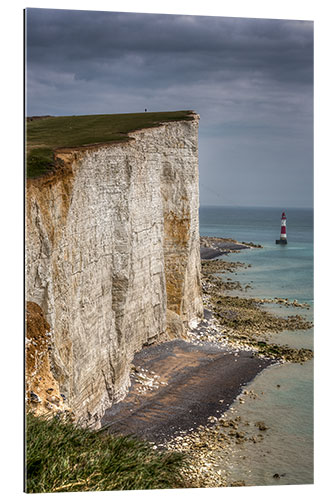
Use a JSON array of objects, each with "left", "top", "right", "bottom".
[{"left": 101, "top": 339, "right": 272, "bottom": 444}]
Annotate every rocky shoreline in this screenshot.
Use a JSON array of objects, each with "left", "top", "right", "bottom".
[
  {"left": 102, "top": 236, "right": 313, "bottom": 488},
  {"left": 201, "top": 257, "right": 313, "bottom": 363}
]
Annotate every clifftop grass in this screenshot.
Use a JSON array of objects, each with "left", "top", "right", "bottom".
[
  {"left": 26, "top": 413, "right": 188, "bottom": 493},
  {"left": 26, "top": 111, "right": 195, "bottom": 178}
]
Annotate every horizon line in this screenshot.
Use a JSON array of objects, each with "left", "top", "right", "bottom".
[{"left": 199, "top": 204, "right": 314, "bottom": 210}]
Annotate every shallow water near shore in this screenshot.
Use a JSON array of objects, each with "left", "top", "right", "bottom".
[
  {"left": 199, "top": 205, "right": 313, "bottom": 486},
  {"left": 218, "top": 360, "right": 313, "bottom": 486}
]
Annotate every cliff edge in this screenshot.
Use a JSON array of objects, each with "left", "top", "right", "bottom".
[{"left": 25, "top": 112, "right": 203, "bottom": 425}]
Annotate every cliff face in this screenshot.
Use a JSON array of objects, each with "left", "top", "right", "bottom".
[{"left": 26, "top": 114, "right": 203, "bottom": 425}]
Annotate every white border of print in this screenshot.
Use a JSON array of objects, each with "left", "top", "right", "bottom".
[{"left": 1, "top": 2, "right": 330, "bottom": 500}]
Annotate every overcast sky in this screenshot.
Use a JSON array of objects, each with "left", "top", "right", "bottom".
[{"left": 26, "top": 8, "right": 313, "bottom": 208}]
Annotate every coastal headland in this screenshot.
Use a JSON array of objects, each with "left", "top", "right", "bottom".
[
  {"left": 25, "top": 114, "right": 313, "bottom": 489},
  {"left": 25, "top": 111, "right": 203, "bottom": 424}
]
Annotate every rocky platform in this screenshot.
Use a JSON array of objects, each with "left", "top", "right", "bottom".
[{"left": 200, "top": 236, "right": 262, "bottom": 259}]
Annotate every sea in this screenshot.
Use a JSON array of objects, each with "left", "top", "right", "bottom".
[{"left": 199, "top": 205, "right": 314, "bottom": 486}]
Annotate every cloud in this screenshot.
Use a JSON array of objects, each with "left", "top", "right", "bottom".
[
  {"left": 25, "top": 8, "right": 313, "bottom": 207},
  {"left": 26, "top": 9, "right": 313, "bottom": 86}
]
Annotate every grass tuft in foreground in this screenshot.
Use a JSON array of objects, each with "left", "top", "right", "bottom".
[{"left": 25, "top": 413, "right": 188, "bottom": 493}]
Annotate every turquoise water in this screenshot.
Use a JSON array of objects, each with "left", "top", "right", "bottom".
[
  {"left": 199, "top": 206, "right": 313, "bottom": 486},
  {"left": 200, "top": 206, "right": 313, "bottom": 305}
]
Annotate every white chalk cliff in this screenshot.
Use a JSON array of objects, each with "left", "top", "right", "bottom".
[{"left": 26, "top": 114, "right": 203, "bottom": 425}]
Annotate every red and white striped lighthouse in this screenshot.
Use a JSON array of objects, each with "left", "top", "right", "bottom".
[{"left": 276, "top": 211, "right": 287, "bottom": 244}]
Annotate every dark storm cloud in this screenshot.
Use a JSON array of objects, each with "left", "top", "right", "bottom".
[
  {"left": 26, "top": 8, "right": 313, "bottom": 208},
  {"left": 26, "top": 9, "right": 313, "bottom": 89}
]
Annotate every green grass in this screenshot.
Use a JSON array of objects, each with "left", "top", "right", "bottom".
[
  {"left": 25, "top": 148, "right": 55, "bottom": 178},
  {"left": 26, "top": 111, "right": 195, "bottom": 179},
  {"left": 25, "top": 413, "right": 188, "bottom": 493}
]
